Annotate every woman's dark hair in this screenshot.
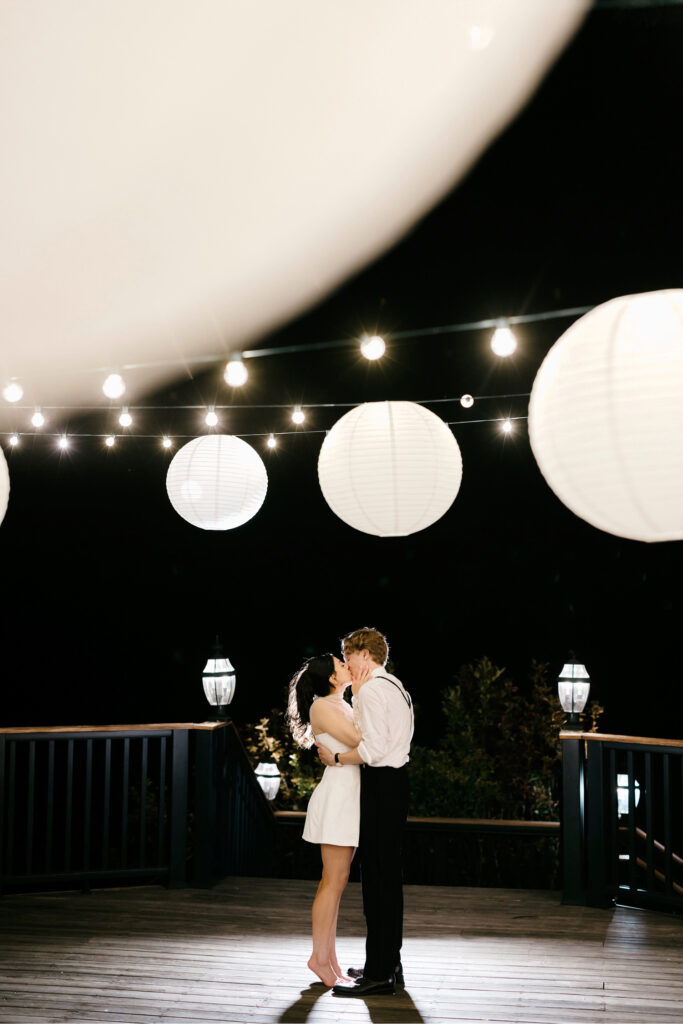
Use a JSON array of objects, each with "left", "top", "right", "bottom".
[{"left": 286, "top": 654, "right": 336, "bottom": 748}]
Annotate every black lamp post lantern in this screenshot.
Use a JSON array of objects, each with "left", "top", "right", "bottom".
[
  {"left": 202, "top": 636, "right": 236, "bottom": 720},
  {"left": 557, "top": 653, "right": 590, "bottom": 728}
]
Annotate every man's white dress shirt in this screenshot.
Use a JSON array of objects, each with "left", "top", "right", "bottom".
[{"left": 353, "top": 666, "right": 414, "bottom": 767}]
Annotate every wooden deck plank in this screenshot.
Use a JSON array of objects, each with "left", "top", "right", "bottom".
[{"left": 2, "top": 879, "right": 683, "bottom": 1023}]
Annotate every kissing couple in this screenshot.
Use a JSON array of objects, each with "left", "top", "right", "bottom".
[{"left": 286, "top": 626, "right": 414, "bottom": 997}]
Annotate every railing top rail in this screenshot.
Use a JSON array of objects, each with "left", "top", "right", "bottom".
[
  {"left": 0, "top": 721, "right": 230, "bottom": 735},
  {"left": 274, "top": 810, "right": 559, "bottom": 830},
  {"left": 560, "top": 730, "right": 683, "bottom": 749}
]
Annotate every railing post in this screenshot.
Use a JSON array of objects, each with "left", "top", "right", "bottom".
[
  {"left": 561, "top": 734, "right": 585, "bottom": 905},
  {"left": 192, "top": 727, "right": 218, "bottom": 887},
  {"left": 585, "top": 738, "right": 612, "bottom": 907},
  {"left": 168, "top": 728, "right": 189, "bottom": 889}
]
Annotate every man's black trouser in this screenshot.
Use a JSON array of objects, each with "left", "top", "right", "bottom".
[{"left": 359, "top": 764, "right": 409, "bottom": 980}]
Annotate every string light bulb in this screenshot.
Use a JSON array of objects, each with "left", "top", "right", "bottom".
[
  {"left": 460, "top": 394, "right": 474, "bottom": 408},
  {"left": 162, "top": 436, "right": 173, "bottom": 449},
  {"left": 205, "top": 407, "right": 219, "bottom": 427},
  {"left": 3, "top": 381, "right": 23, "bottom": 403},
  {"left": 224, "top": 354, "right": 248, "bottom": 387},
  {"left": 491, "top": 323, "right": 517, "bottom": 357},
  {"left": 103, "top": 373, "right": 126, "bottom": 399},
  {"left": 267, "top": 433, "right": 277, "bottom": 449},
  {"left": 105, "top": 435, "right": 116, "bottom": 447},
  {"left": 360, "top": 334, "right": 386, "bottom": 360},
  {"left": 58, "top": 435, "right": 69, "bottom": 449},
  {"left": 292, "top": 405, "right": 305, "bottom": 424},
  {"left": 501, "top": 418, "right": 513, "bottom": 434},
  {"left": 9, "top": 434, "right": 19, "bottom": 446},
  {"left": 119, "top": 408, "right": 133, "bottom": 427},
  {"left": 31, "top": 408, "right": 45, "bottom": 427}
]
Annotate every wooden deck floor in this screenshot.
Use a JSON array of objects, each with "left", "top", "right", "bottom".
[{"left": 1, "top": 878, "right": 683, "bottom": 1024}]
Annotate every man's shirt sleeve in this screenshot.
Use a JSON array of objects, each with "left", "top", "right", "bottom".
[{"left": 356, "top": 684, "right": 391, "bottom": 765}]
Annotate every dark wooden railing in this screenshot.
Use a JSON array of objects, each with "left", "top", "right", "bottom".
[
  {"left": 561, "top": 731, "right": 683, "bottom": 913},
  {"left": 274, "top": 811, "right": 560, "bottom": 888},
  {"left": 0, "top": 721, "right": 274, "bottom": 894}
]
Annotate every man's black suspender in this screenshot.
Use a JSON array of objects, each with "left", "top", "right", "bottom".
[{"left": 374, "top": 675, "right": 413, "bottom": 709}]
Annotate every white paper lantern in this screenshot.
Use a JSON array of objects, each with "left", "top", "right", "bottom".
[
  {"left": 529, "top": 290, "right": 683, "bottom": 542},
  {"left": 318, "top": 401, "right": 462, "bottom": 537},
  {"left": 0, "top": 447, "right": 9, "bottom": 527},
  {"left": 166, "top": 435, "right": 267, "bottom": 530}
]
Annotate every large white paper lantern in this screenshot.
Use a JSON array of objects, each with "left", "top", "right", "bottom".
[
  {"left": 166, "top": 435, "right": 267, "bottom": 530},
  {"left": 0, "top": 447, "right": 9, "bottom": 527},
  {"left": 529, "top": 289, "right": 683, "bottom": 542},
  {"left": 318, "top": 401, "right": 462, "bottom": 537}
]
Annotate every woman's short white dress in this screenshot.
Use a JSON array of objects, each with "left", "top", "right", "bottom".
[{"left": 302, "top": 731, "right": 360, "bottom": 847}]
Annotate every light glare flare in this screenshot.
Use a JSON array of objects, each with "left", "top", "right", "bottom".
[
  {"left": 460, "top": 394, "right": 474, "bottom": 409},
  {"left": 162, "top": 436, "right": 173, "bottom": 449},
  {"left": 224, "top": 356, "right": 248, "bottom": 387},
  {"left": 491, "top": 325, "right": 517, "bottom": 357},
  {"left": 205, "top": 408, "right": 219, "bottom": 427},
  {"left": 267, "top": 433, "right": 277, "bottom": 449},
  {"left": 501, "top": 418, "right": 513, "bottom": 434},
  {"left": 105, "top": 435, "right": 116, "bottom": 447},
  {"left": 103, "top": 373, "right": 126, "bottom": 398},
  {"left": 292, "top": 406, "right": 305, "bottom": 424},
  {"left": 58, "top": 435, "right": 69, "bottom": 449},
  {"left": 9, "top": 434, "right": 19, "bottom": 446},
  {"left": 119, "top": 408, "right": 133, "bottom": 427},
  {"left": 360, "top": 334, "right": 386, "bottom": 360},
  {"left": 3, "top": 381, "right": 23, "bottom": 403},
  {"left": 31, "top": 408, "right": 45, "bottom": 427}
]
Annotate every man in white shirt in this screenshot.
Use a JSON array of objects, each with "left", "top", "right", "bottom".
[{"left": 316, "top": 626, "right": 414, "bottom": 997}]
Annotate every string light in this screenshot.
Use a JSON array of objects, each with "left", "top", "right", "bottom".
[
  {"left": 360, "top": 334, "right": 386, "bottom": 360},
  {"left": 491, "top": 323, "right": 517, "bottom": 357},
  {"left": 105, "top": 435, "right": 116, "bottom": 447},
  {"left": 501, "top": 418, "right": 513, "bottom": 434},
  {"left": 31, "top": 408, "right": 45, "bottom": 427},
  {"left": 162, "top": 436, "right": 173, "bottom": 449},
  {"left": 119, "top": 407, "right": 133, "bottom": 427},
  {"left": 9, "top": 434, "right": 19, "bottom": 446},
  {"left": 267, "top": 433, "right": 277, "bottom": 449},
  {"left": 3, "top": 381, "right": 23, "bottom": 403},
  {"left": 102, "top": 373, "right": 126, "bottom": 399},
  {"left": 460, "top": 394, "right": 474, "bottom": 408},
  {"left": 292, "top": 405, "right": 305, "bottom": 424},
  {"left": 224, "top": 354, "right": 248, "bottom": 387},
  {"left": 58, "top": 435, "right": 69, "bottom": 449},
  {"left": 205, "top": 407, "right": 219, "bottom": 427}
]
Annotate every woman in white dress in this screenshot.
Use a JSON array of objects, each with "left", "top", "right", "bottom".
[{"left": 287, "top": 653, "right": 370, "bottom": 987}]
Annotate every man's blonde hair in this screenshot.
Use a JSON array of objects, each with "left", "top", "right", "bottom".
[{"left": 342, "top": 627, "right": 389, "bottom": 666}]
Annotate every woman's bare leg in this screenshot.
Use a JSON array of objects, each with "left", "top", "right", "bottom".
[{"left": 308, "top": 844, "right": 353, "bottom": 986}]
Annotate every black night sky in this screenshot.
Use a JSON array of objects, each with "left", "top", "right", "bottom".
[{"left": 2, "top": 3, "right": 683, "bottom": 743}]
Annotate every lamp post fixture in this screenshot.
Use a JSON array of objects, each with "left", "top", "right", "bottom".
[
  {"left": 202, "top": 636, "right": 236, "bottom": 720},
  {"left": 557, "top": 653, "right": 591, "bottom": 729},
  {"left": 255, "top": 761, "right": 281, "bottom": 801}
]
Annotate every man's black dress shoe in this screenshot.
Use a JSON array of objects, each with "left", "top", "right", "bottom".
[
  {"left": 333, "top": 975, "right": 396, "bottom": 997},
  {"left": 347, "top": 964, "right": 404, "bottom": 985}
]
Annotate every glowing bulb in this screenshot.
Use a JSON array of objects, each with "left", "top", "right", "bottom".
[
  {"left": 119, "top": 408, "right": 133, "bottom": 427},
  {"left": 360, "top": 334, "right": 386, "bottom": 360},
  {"left": 292, "top": 406, "right": 305, "bottom": 424},
  {"left": 205, "top": 407, "right": 218, "bottom": 427},
  {"left": 267, "top": 433, "right": 277, "bottom": 449},
  {"left": 501, "top": 418, "right": 513, "bottom": 434},
  {"left": 162, "top": 436, "right": 173, "bottom": 449},
  {"left": 491, "top": 325, "right": 517, "bottom": 357},
  {"left": 58, "top": 435, "right": 69, "bottom": 449},
  {"left": 3, "top": 381, "right": 23, "bottom": 403},
  {"left": 105, "top": 435, "right": 116, "bottom": 447},
  {"left": 460, "top": 394, "right": 474, "bottom": 409},
  {"left": 103, "top": 373, "right": 126, "bottom": 398},
  {"left": 9, "top": 434, "right": 19, "bottom": 446},
  {"left": 31, "top": 408, "right": 45, "bottom": 427},
  {"left": 224, "top": 355, "right": 248, "bottom": 387}
]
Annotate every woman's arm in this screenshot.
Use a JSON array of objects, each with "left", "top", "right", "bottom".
[{"left": 309, "top": 703, "right": 362, "bottom": 748}]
